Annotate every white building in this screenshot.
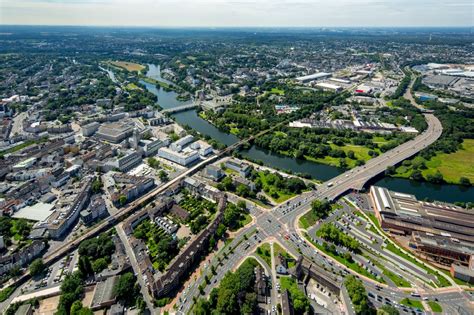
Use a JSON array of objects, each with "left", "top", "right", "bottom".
[
  {"left": 296, "top": 72, "right": 332, "bottom": 83},
  {"left": 141, "top": 138, "right": 168, "bottom": 157},
  {"left": 170, "top": 135, "right": 194, "bottom": 152},
  {"left": 190, "top": 140, "right": 213, "bottom": 156},
  {"left": 158, "top": 147, "right": 200, "bottom": 166},
  {"left": 82, "top": 122, "right": 100, "bottom": 137},
  {"left": 107, "top": 151, "right": 142, "bottom": 172},
  {"left": 315, "top": 82, "right": 342, "bottom": 92}
]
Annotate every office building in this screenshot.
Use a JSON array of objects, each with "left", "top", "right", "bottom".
[
  {"left": 170, "top": 135, "right": 194, "bottom": 152},
  {"left": 96, "top": 122, "right": 133, "bottom": 143},
  {"left": 107, "top": 151, "right": 142, "bottom": 172},
  {"left": 158, "top": 147, "right": 200, "bottom": 166},
  {"left": 225, "top": 159, "right": 251, "bottom": 178},
  {"left": 204, "top": 165, "right": 224, "bottom": 181}
]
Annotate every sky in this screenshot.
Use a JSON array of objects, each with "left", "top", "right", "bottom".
[{"left": 0, "top": 0, "right": 472, "bottom": 27}]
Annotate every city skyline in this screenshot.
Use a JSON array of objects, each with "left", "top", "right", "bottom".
[{"left": 1, "top": 0, "right": 472, "bottom": 27}]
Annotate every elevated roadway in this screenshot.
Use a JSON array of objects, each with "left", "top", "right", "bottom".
[{"left": 161, "top": 103, "right": 199, "bottom": 114}]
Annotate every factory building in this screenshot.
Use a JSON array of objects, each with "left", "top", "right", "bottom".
[
  {"left": 295, "top": 72, "right": 332, "bottom": 83},
  {"left": 315, "top": 82, "right": 342, "bottom": 92},
  {"left": 369, "top": 186, "right": 474, "bottom": 243}
]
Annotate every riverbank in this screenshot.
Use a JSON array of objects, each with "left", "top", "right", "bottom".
[
  {"left": 392, "top": 138, "right": 474, "bottom": 185},
  {"left": 135, "top": 65, "right": 474, "bottom": 204}
]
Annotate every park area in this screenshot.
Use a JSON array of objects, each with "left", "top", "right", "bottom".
[{"left": 394, "top": 139, "right": 474, "bottom": 185}]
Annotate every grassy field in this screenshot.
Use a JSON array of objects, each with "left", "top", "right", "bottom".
[
  {"left": 400, "top": 298, "right": 424, "bottom": 310},
  {"left": 108, "top": 60, "right": 145, "bottom": 72},
  {"left": 273, "top": 243, "right": 296, "bottom": 268},
  {"left": 394, "top": 139, "right": 474, "bottom": 184},
  {"left": 256, "top": 243, "right": 272, "bottom": 266},
  {"left": 269, "top": 88, "right": 285, "bottom": 95},
  {"left": 428, "top": 301, "right": 443, "bottom": 313},
  {"left": 299, "top": 203, "right": 340, "bottom": 229},
  {"left": 303, "top": 143, "right": 380, "bottom": 168},
  {"left": 279, "top": 276, "right": 296, "bottom": 290},
  {"left": 126, "top": 82, "right": 141, "bottom": 90}
]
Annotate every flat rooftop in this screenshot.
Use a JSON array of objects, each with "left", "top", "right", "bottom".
[
  {"left": 13, "top": 202, "right": 56, "bottom": 222},
  {"left": 371, "top": 186, "right": 474, "bottom": 241}
]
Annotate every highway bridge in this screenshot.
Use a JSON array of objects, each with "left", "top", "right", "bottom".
[
  {"left": 318, "top": 113, "right": 442, "bottom": 200},
  {"left": 160, "top": 103, "right": 199, "bottom": 114}
]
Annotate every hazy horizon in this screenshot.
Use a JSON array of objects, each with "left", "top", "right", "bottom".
[{"left": 1, "top": 0, "right": 472, "bottom": 28}]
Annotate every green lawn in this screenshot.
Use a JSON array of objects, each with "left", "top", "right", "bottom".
[
  {"left": 400, "top": 298, "right": 424, "bottom": 310},
  {"left": 394, "top": 139, "right": 474, "bottom": 184},
  {"left": 299, "top": 212, "right": 318, "bottom": 229},
  {"left": 273, "top": 243, "right": 296, "bottom": 267},
  {"left": 428, "top": 301, "right": 443, "bottom": 313},
  {"left": 280, "top": 276, "right": 297, "bottom": 291},
  {"left": 303, "top": 143, "right": 380, "bottom": 169},
  {"left": 230, "top": 127, "right": 239, "bottom": 135},
  {"left": 299, "top": 204, "right": 339, "bottom": 229},
  {"left": 0, "top": 287, "right": 14, "bottom": 302},
  {"left": 269, "top": 88, "right": 285, "bottom": 95},
  {"left": 255, "top": 243, "right": 272, "bottom": 266},
  {"left": 229, "top": 213, "right": 252, "bottom": 232}
]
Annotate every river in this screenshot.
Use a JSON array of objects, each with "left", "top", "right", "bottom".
[{"left": 140, "top": 64, "right": 474, "bottom": 203}]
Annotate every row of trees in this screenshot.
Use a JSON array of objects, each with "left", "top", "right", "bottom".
[
  {"left": 345, "top": 275, "right": 373, "bottom": 315},
  {"left": 317, "top": 223, "right": 360, "bottom": 253}
]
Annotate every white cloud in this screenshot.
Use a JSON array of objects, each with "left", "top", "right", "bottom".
[{"left": 0, "top": 0, "right": 472, "bottom": 26}]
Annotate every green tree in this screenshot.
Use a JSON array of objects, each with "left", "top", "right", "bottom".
[
  {"left": 345, "top": 275, "right": 372, "bottom": 314},
  {"left": 91, "top": 178, "right": 102, "bottom": 194},
  {"left": 92, "top": 258, "right": 108, "bottom": 273},
  {"left": 159, "top": 170, "right": 169, "bottom": 182},
  {"left": 113, "top": 273, "right": 138, "bottom": 305},
  {"left": 78, "top": 256, "right": 93, "bottom": 278},
  {"left": 30, "top": 258, "right": 46, "bottom": 277},
  {"left": 236, "top": 184, "right": 250, "bottom": 197},
  {"left": 378, "top": 305, "right": 399, "bottom": 315},
  {"left": 118, "top": 195, "right": 127, "bottom": 206},
  {"left": 57, "top": 272, "right": 84, "bottom": 315}
]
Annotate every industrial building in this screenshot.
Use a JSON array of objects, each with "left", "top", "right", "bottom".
[
  {"left": 370, "top": 186, "right": 474, "bottom": 243},
  {"left": 315, "top": 82, "right": 342, "bottom": 92},
  {"left": 295, "top": 72, "right": 332, "bottom": 83},
  {"left": 409, "top": 231, "right": 474, "bottom": 269}
]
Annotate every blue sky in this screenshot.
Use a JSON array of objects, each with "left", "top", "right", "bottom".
[{"left": 0, "top": 0, "right": 472, "bottom": 27}]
